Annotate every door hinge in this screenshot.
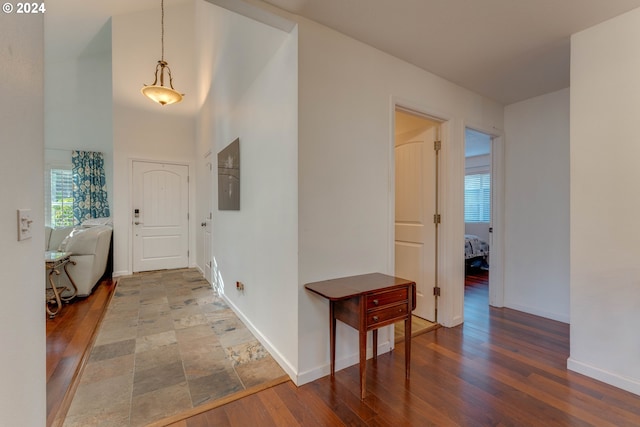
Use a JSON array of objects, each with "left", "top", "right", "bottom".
[
  {"left": 434, "top": 140, "right": 442, "bottom": 152},
  {"left": 187, "top": 250, "right": 189, "bottom": 257},
  {"left": 187, "top": 212, "right": 189, "bottom": 220},
  {"left": 433, "top": 287, "right": 441, "bottom": 297},
  {"left": 433, "top": 214, "right": 441, "bottom": 224},
  {"left": 187, "top": 175, "right": 190, "bottom": 183}
]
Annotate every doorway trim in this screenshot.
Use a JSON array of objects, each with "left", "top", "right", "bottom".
[
  {"left": 389, "top": 96, "right": 461, "bottom": 327},
  {"left": 127, "top": 157, "right": 194, "bottom": 276},
  {"left": 463, "top": 122, "right": 505, "bottom": 310},
  {"left": 389, "top": 98, "right": 505, "bottom": 327}
]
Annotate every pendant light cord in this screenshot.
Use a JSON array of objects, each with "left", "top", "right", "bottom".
[
  {"left": 160, "top": 0, "right": 165, "bottom": 62},
  {"left": 142, "top": 0, "right": 183, "bottom": 104}
]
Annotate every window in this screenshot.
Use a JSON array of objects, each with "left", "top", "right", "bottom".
[
  {"left": 48, "top": 168, "right": 75, "bottom": 227},
  {"left": 464, "top": 173, "right": 490, "bottom": 222}
]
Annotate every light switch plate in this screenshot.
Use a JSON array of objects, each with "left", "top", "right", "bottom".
[{"left": 17, "top": 209, "right": 33, "bottom": 241}]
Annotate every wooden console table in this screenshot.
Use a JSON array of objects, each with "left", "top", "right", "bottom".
[{"left": 305, "top": 273, "right": 416, "bottom": 399}]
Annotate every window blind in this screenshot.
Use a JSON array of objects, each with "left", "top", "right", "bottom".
[
  {"left": 50, "top": 168, "right": 74, "bottom": 227},
  {"left": 464, "top": 173, "right": 490, "bottom": 222}
]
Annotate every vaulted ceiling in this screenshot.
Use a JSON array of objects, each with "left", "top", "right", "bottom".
[{"left": 47, "top": 0, "right": 640, "bottom": 105}]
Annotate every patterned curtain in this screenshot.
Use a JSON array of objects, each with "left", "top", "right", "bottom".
[{"left": 72, "top": 150, "right": 110, "bottom": 224}]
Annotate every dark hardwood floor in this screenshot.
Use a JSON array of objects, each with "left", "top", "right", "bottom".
[
  {"left": 46, "top": 278, "right": 116, "bottom": 427},
  {"left": 171, "top": 270, "right": 640, "bottom": 427},
  {"left": 47, "top": 271, "right": 640, "bottom": 426}
]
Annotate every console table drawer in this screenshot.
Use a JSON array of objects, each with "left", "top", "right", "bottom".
[
  {"left": 366, "top": 288, "right": 408, "bottom": 310},
  {"left": 367, "top": 303, "right": 408, "bottom": 327}
]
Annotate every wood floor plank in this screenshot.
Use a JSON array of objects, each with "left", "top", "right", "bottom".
[
  {"left": 173, "top": 406, "right": 232, "bottom": 427},
  {"left": 313, "top": 375, "right": 377, "bottom": 422},
  {"left": 256, "top": 387, "right": 302, "bottom": 427},
  {"left": 223, "top": 394, "right": 278, "bottom": 427},
  {"left": 293, "top": 381, "right": 352, "bottom": 426},
  {"left": 272, "top": 380, "right": 326, "bottom": 427},
  {"left": 202, "top": 410, "right": 232, "bottom": 427},
  {"left": 341, "top": 357, "right": 462, "bottom": 426},
  {"left": 528, "top": 372, "right": 640, "bottom": 426}
]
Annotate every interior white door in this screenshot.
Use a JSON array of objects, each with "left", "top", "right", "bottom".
[
  {"left": 395, "top": 126, "right": 437, "bottom": 321},
  {"left": 133, "top": 161, "right": 189, "bottom": 273}
]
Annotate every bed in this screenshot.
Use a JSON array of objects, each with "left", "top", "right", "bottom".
[{"left": 465, "top": 234, "right": 489, "bottom": 269}]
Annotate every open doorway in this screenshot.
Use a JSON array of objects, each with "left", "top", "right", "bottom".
[
  {"left": 393, "top": 108, "right": 442, "bottom": 340},
  {"left": 464, "top": 128, "right": 492, "bottom": 307}
]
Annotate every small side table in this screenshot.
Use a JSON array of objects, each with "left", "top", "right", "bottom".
[
  {"left": 45, "top": 251, "right": 78, "bottom": 318},
  {"left": 305, "top": 273, "right": 416, "bottom": 399}
]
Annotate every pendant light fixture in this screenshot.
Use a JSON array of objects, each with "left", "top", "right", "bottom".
[{"left": 141, "top": 0, "right": 184, "bottom": 106}]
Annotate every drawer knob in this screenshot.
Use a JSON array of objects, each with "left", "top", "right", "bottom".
[
  {"left": 373, "top": 299, "right": 379, "bottom": 306},
  {"left": 373, "top": 316, "right": 379, "bottom": 322}
]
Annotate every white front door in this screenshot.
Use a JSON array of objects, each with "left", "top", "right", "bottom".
[
  {"left": 132, "top": 161, "right": 189, "bottom": 273},
  {"left": 395, "top": 126, "right": 438, "bottom": 321}
]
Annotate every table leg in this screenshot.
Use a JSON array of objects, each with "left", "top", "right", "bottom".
[
  {"left": 61, "top": 259, "right": 78, "bottom": 302},
  {"left": 46, "top": 269, "right": 62, "bottom": 318},
  {"left": 359, "top": 325, "right": 367, "bottom": 399},
  {"left": 330, "top": 301, "right": 336, "bottom": 377},
  {"left": 405, "top": 283, "right": 415, "bottom": 380},
  {"left": 405, "top": 315, "right": 412, "bottom": 380},
  {"left": 372, "top": 329, "right": 378, "bottom": 360}
]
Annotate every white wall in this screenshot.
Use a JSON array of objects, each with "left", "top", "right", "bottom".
[
  {"left": 295, "top": 15, "right": 504, "bottom": 383},
  {"left": 111, "top": 2, "right": 197, "bottom": 276},
  {"left": 570, "top": 9, "right": 640, "bottom": 395},
  {"left": 0, "top": 12, "right": 46, "bottom": 425},
  {"left": 503, "top": 89, "right": 570, "bottom": 323},
  {"left": 44, "top": 22, "right": 114, "bottom": 218},
  {"left": 465, "top": 223, "right": 490, "bottom": 243},
  {"left": 195, "top": 2, "right": 299, "bottom": 378}
]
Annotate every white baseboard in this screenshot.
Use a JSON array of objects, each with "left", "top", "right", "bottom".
[
  {"left": 505, "top": 302, "right": 569, "bottom": 324},
  {"left": 221, "top": 293, "right": 298, "bottom": 384},
  {"left": 296, "top": 341, "right": 393, "bottom": 386},
  {"left": 567, "top": 357, "right": 640, "bottom": 396},
  {"left": 112, "top": 265, "right": 203, "bottom": 279},
  {"left": 112, "top": 270, "right": 129, "bottom": 278},
  {"left": 221, "top": 293, "right": 393, "bottom": 387}
]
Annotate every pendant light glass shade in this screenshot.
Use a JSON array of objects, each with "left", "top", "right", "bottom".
[
  {"left": 141, "top": 60, "right": 183, "bottom": 105},
  {"left": 142, "top": 0, "right": 184, "bottom": 106}
]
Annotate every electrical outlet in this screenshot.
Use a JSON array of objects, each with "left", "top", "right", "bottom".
[{"left": 17, "top": 209, "right": 33, "bottom": 241}]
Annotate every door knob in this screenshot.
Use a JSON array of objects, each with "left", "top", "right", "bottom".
[
  {"left": 134, "top": 221, "right": 143, "bottom": 225},
  {"left": 201, "top": 222, "right": 206, "bottom": 227}
]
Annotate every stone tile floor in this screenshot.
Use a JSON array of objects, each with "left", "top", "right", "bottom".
[{"left": 63, "top": 269, "right": 286, "bottom": 427}]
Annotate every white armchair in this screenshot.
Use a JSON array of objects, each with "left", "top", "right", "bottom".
[{"left": 45, "top": 225, "right": 113, "bottom": 297}]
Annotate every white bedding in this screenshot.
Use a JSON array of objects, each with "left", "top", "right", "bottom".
[{"left": 464, "top": 234, "right": 489, "bottom": 260}]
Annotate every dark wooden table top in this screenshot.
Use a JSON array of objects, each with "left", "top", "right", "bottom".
[{"left": 304, "top": 273, "right": 414, "bottom": 300}]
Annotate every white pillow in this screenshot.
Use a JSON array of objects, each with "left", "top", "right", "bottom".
[{"left": 57, "top": 228, "right": 84, "bottom": 251}]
